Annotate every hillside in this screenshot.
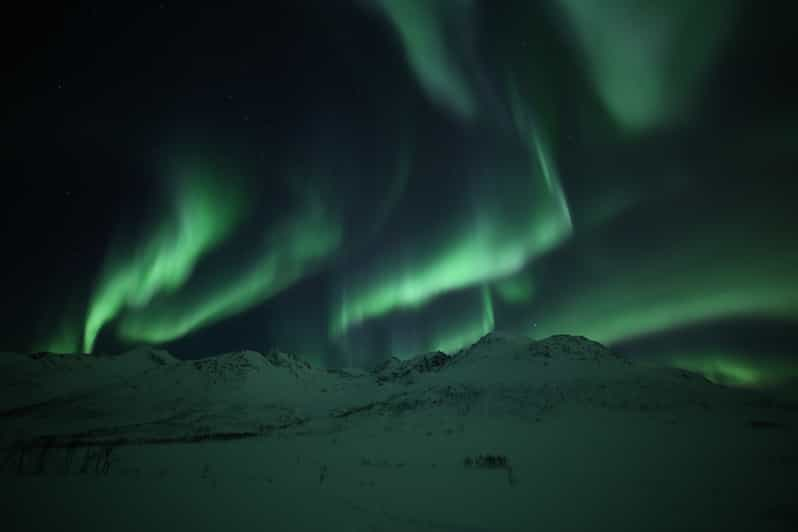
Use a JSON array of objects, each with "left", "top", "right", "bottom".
[{"left": 1, "top": 334, "right": 796, "bottom": 531}]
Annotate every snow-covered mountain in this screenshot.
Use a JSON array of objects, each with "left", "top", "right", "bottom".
[{"left": 1, "top": 334, "right": 796, "bottom": 531}]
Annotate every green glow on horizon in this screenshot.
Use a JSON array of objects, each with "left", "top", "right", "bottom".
[
  {"left": 34, "top": 318, "right": 80, "bottom": 354},
  {"left": 376, "top": 0, "right": 476, "bottom": 119},
  {"left": 527, "top": 274, "right": 798, "bottom": 348},
  {"left": 83, "top": 172, "right": 246, "bottom": 353},
  {"left": 556, "top": 0, "right": 738, "bottom": 131},
  {"left": 665, "top": 352, "right": 798, "bottom": 389},
  {"left": 525, "top": 228, "right": 798, "bottom": 345},
  {"left": 118, "top": 196, "right": 341, "bottom": 343}
]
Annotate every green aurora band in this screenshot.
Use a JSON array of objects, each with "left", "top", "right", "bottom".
[
  {"left": 329, "top": 50, "right": 571, "bottom": 342},
  {"left": 331, "top": 141, "right": 571, "bottom": 338},
  {"left": 29, "top": 1, "right": 793, "bottom": 395},
  {"left": 83, "top": 172, "right": 247, "bottom": 353},
  {"left": 524, "top": 203, "right": 798, "bottom": 346},
  {"left": 556, "top": 0, "right": 739, "bottom": 131},
  {"left": 375, "top": 0, "right": 477, "bottom": 120},
  {"left": 653, "top": 352, "right": 798, "bottom": 391},
  {"left": 118, "top": 195, "right": 341, "bottom": 343}
]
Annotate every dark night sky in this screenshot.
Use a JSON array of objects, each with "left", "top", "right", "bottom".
[{"left": 2, "top": 1, "right": 797, "bottom": 389}]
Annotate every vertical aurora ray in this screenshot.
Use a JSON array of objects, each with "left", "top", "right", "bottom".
[
  {"left": 481, "top": 284, "right": 494, "bottom": 332},
  {"left": 507, "top": 73, "right": 572, "bottom": 228},
  {"left": 427, "top": 285, "right": 494, "bottom": 354},
  {"left": 363, "top": 284, "right": 495, "bottom": 359},
  {"left": 83, "top": 172, "right": 247, "bottom": 353},
  {"left": 494, "top": 273, "right": 535, "bottom": 304}
]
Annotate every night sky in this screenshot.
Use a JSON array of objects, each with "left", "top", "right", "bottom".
[{"left": 2, "top": 1, "right": 797, "bottom": 389}]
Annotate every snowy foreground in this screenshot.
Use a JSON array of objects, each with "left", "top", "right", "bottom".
[{"left": 1, "top": 333, "right": 796, "bottom": 531}]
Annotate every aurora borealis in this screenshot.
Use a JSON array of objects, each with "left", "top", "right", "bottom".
[
  {"left": 83, "top": 170, "right": 249, "bottom": 352},
  {"left": 556, "top": 0, "right": 740, "bottom": 131},
  {"left": 3, "top": 1, "right": 797, "bottom": 390}
]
